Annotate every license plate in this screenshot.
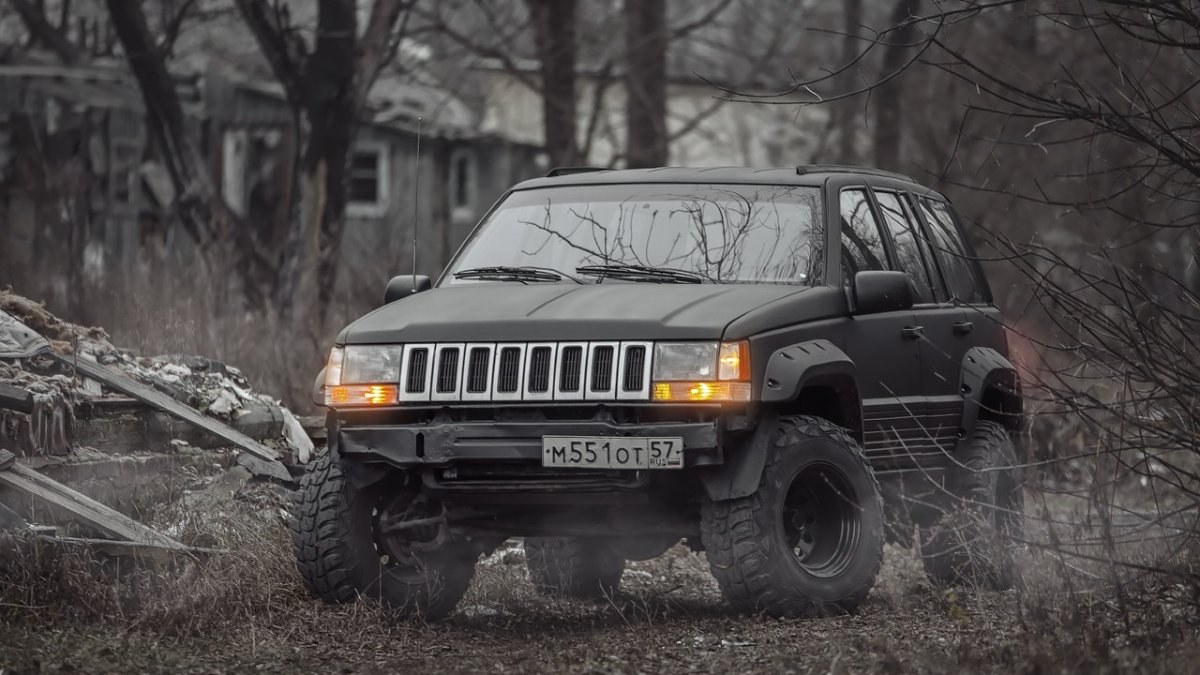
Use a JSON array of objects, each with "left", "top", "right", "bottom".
[{"left": 541, "top": 436, "right": 684, "bottom": 470}]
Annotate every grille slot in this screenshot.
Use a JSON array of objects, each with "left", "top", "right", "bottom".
[
  {"left": 466, "top": 347, "right": 491, "bottom": 394},
  {"left": 590, "top": 346, "right": 615, "bottom": 391},
  {"left": 405, "top": 348, "right": 429, "bottom": 393},
  {"left": 622, "top": 345, "right": 646, "bottom": 392},
  {"left": 527, "top": 346, "right": 553, "bottom": 393},
  {"left": 400, "top": 341, "right": 653, "bottom": 402},
  {"left": 436, "top": 347, "right": 460, "bottom": 393},
  {"left": 496, "top": 347, "right": 522, "bottom": 393},
  {"left": 559, "top": 346, "right": 584, "bottom": 392}
]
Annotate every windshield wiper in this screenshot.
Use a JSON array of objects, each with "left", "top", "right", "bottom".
[
  {"left": 575, "top": 264, "right": 707, "bottom": 284},
  {"left": 453, "top": 265, "right": 579, "bottom": 283}
]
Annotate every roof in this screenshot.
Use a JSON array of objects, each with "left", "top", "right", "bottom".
[{"left": 513, "top": 165, "right": 926, "bottom": 191}]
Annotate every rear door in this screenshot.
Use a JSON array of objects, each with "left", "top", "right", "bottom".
[
  {"left": 834, "top": 184, "right": 924, "bottom": 472},
  {"left": 910, "top": 195, "right": 993, "bottom": 448}
]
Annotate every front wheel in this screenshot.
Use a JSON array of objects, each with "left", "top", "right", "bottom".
[
  {"left": 701, "top": 416, "right": 885, "bottom": 618},
  {"left": 291, "top": 454, "right": 477, "bottom": 620}
]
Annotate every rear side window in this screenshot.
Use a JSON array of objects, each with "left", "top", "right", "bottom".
[
  {"left": 839, "top": 189, "right": 888, "bottom": 285},
  {"left": 919, "top": 198, "right": 984, "bottom": 303},
  {"left": 874, "top": 191, "right": 936, "bottom": 303}
]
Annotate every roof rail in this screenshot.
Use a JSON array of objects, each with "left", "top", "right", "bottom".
[
  {"left": 545, "top": 166, "right": 606, "bottom": 177},
  {"left": 795, "top": 164, "right": 916, "bottom": 182}
]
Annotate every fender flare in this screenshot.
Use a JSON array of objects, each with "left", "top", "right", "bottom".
[
  {"left": 959, "top": 346, "right": 1020, "bottom": 434},
  {"left": 760, "top": 339, "right": 858, "bottom": 407},
  {"left": 702, "top": 340, "right": 861, "bottom": 502}
]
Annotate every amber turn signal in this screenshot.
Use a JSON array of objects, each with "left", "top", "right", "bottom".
[
  {"left": 718, "top": 341, "right": 750, "bottom": 381},
  {"left": 325, "top": 384, "right": 398, "bottom": 407},
  {"left": 652, "top": 381, "right": 752, "bottom": 402}
]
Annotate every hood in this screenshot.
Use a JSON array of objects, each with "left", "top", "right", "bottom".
[{"left": 339, "top": 283, "right": 815, "bottom": 344}]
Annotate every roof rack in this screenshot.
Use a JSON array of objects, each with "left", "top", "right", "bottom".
[
  {"left": 545, "top": 166, "right": 607, "bottom": 177},
  {"left": 795, "top": 164, "right": 916, "bottom": 182}
]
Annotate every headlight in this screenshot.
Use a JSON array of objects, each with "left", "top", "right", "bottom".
[
  {"left": 341, "top": 345, "right": 403, "bottom": 383},
  {"left": 651, "top": 341, "right": 751, "bottom": 402},
  {"left": 652, "top": 342, "right": 719, "bottom": 380},
  {"left": 324, "top": 345, "right": 402, "bottom": 407}
]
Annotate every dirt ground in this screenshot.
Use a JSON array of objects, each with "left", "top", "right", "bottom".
[{"left": 2, "top": 524, "right": 1198, "bottom": 675}]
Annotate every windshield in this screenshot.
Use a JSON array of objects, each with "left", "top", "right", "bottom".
[{"left": 444, "top": 183, "right": 825, "bottom": 285}]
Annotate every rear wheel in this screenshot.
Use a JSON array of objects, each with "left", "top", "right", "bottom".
[
  {"left": 292, "top": 454, "right": 477, "bottom": 620},
  {"left": 919, "top": 421, "right": 1024, "bottom": 590},
  {"left": 701, "top": 416, "right": 885, "bottom": 618},
  {"left": 525, "top": 537, "right": 625, "bottom": 599}
]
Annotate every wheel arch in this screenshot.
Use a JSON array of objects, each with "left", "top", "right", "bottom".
[
  {"left": 760, "top": 339, "right": 863, "bottom": 442},
  {"left": 960, "top": 347, "right": 1022, "bottom": 435},
  {"left": 703, "top": 340, "right": 863, "bottom": 502}
]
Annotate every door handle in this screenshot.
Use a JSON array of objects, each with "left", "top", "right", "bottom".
[
  {"left": 901, "top": 326, "right": 924, "bottom": 340},
  {"left": 952, "top": 321, "right": 974, "bottom": 336}
]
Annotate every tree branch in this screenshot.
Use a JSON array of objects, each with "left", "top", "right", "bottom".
[
  {"left": 233, "top": 0, "right": 309, "bottom": 107},
  {"left": 8, "top": 0, "right": 81, "bottom": 63}
]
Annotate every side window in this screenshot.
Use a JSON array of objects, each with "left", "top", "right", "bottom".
[
  {"left": 918, "top": 198, "right": 984, "bottom": 303},
  {"left": 874, "top": 191, "right": 935, "bottom": 303},
  {"left": 839, "top": 188, "right": 889, "bottom": 285}
]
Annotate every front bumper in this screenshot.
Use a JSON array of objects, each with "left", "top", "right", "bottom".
[{"left": 337, "top": 417, "right": 723, "bottom": 468}]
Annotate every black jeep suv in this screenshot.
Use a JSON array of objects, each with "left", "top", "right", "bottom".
[{"left": 295, "top": 166, "right": 1024, "bottom": 620}]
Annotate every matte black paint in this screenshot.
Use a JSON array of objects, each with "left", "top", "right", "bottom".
[
  {"left": 340, "top": 283, "right": 811, "bottom": 344},
  {"left": 326, "top": 166, "right": 1021, "bottom": 522}
]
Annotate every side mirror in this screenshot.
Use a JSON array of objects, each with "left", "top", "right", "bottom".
[
  {"left": 383, "top": 274, "right": 431, "bottom": 305},
  {"left": 852, "top": 271, "right": 914, "bottom": 315}
]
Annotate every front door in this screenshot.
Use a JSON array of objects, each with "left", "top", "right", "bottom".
[
  {"left": 834, "top": 185, "right": 924, "bottom": 474},
  {"left": 875, "top": 189, "right": 966, "bottom": 466}
]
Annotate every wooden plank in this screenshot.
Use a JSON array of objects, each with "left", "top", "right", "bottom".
[
  {"left": 0, "top": 461, "right": 184, "bottom": 549},
  {"left": 59, "top": 355, "right": 291, "bottom": 482},
  {"left": 0, "top": 382, "right": 34, "bottom": 414},
  {"left": 36, "top": 535, "right": 225, "bottom": 563}
]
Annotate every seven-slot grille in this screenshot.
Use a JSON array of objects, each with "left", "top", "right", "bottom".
[{"left": 396, "top": 341, "right": 653, "bottom": 402}]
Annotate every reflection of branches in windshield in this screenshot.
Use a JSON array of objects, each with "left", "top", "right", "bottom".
[{"left": 481, "top": 185, "right": 824, "bottom": 284}]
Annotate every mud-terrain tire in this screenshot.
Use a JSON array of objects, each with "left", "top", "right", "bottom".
[
  {"left": 292, "top": 453, "right": 476, "bottom": 620},
  {"left": 525, "top": 537, "right": 625, "bottom": 599},
  {"left": 700, "top": 416, "right": 885, "bottom": 618},
  {"left": 919, "top": 421, "right": 1024, "bottom": 590}
]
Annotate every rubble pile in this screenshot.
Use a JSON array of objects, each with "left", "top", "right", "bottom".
[
  {"left": 0, "top": 290, "right": 313, "bottom": 464},
  {"left": 0, "top": 290, "right": 319, "bottom": 554}
]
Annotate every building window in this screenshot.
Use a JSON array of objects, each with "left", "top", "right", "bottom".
[
  {"left": 448, "top": 148, "right": 476, "bottom": 223},
  {"left": 348, "top": 141, "right": 390, "bottom": 217},
  {"left": 452, "top": 152, "right": 471, "bottom": 207}
]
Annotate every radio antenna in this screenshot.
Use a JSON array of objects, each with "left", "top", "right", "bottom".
[{"left": 412, "top": 117, "right": 423, "bottom": 290}]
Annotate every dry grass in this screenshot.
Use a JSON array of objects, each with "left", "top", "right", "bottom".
[{"left": 1, "top": 488, "right": 1198, "bottom": 674}]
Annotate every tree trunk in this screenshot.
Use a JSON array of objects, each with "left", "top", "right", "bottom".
[
  {"left": 527, "top": 0, "right": 581, "bottom": 166},
  {"left": 305, "top": 0, "right": 358, "bottom": 314},
  {"left": 105, "top": 0, "right": 216, "bottom": 244},
  {"left": 624, "top": 0, "right": 668, "bottom": 168},
  {"left": 837, "top": 0, "right": 863, "bottom": 164},
  {"left": 874, "top": 0, "right": 922, "bottom": 170}
]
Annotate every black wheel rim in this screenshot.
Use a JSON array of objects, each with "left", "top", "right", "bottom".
[{"left": 782, "top": 461, "right": 860, "bottom": 578}]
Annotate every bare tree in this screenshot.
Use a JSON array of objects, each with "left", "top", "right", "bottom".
[
  {"left": 104, "top": 0, "right": 219, "bottom": 245},
  {"left": 624, "top": 0, "right": 668, "bottom": 168},
  {"left": 525, "top": 0, "right": 582, "bottom": 166},
  {"left": 233, "top": 0, "right": 410, "bottom": 319},
  {"left": 835, "top": 0, "right": 863, "bottom": 163},
  {"left": 873, "top": 0, "right": 922, "bottom": 170},
  {"left": 8, "top": 0, "right": 82, "bottom": 63}
]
